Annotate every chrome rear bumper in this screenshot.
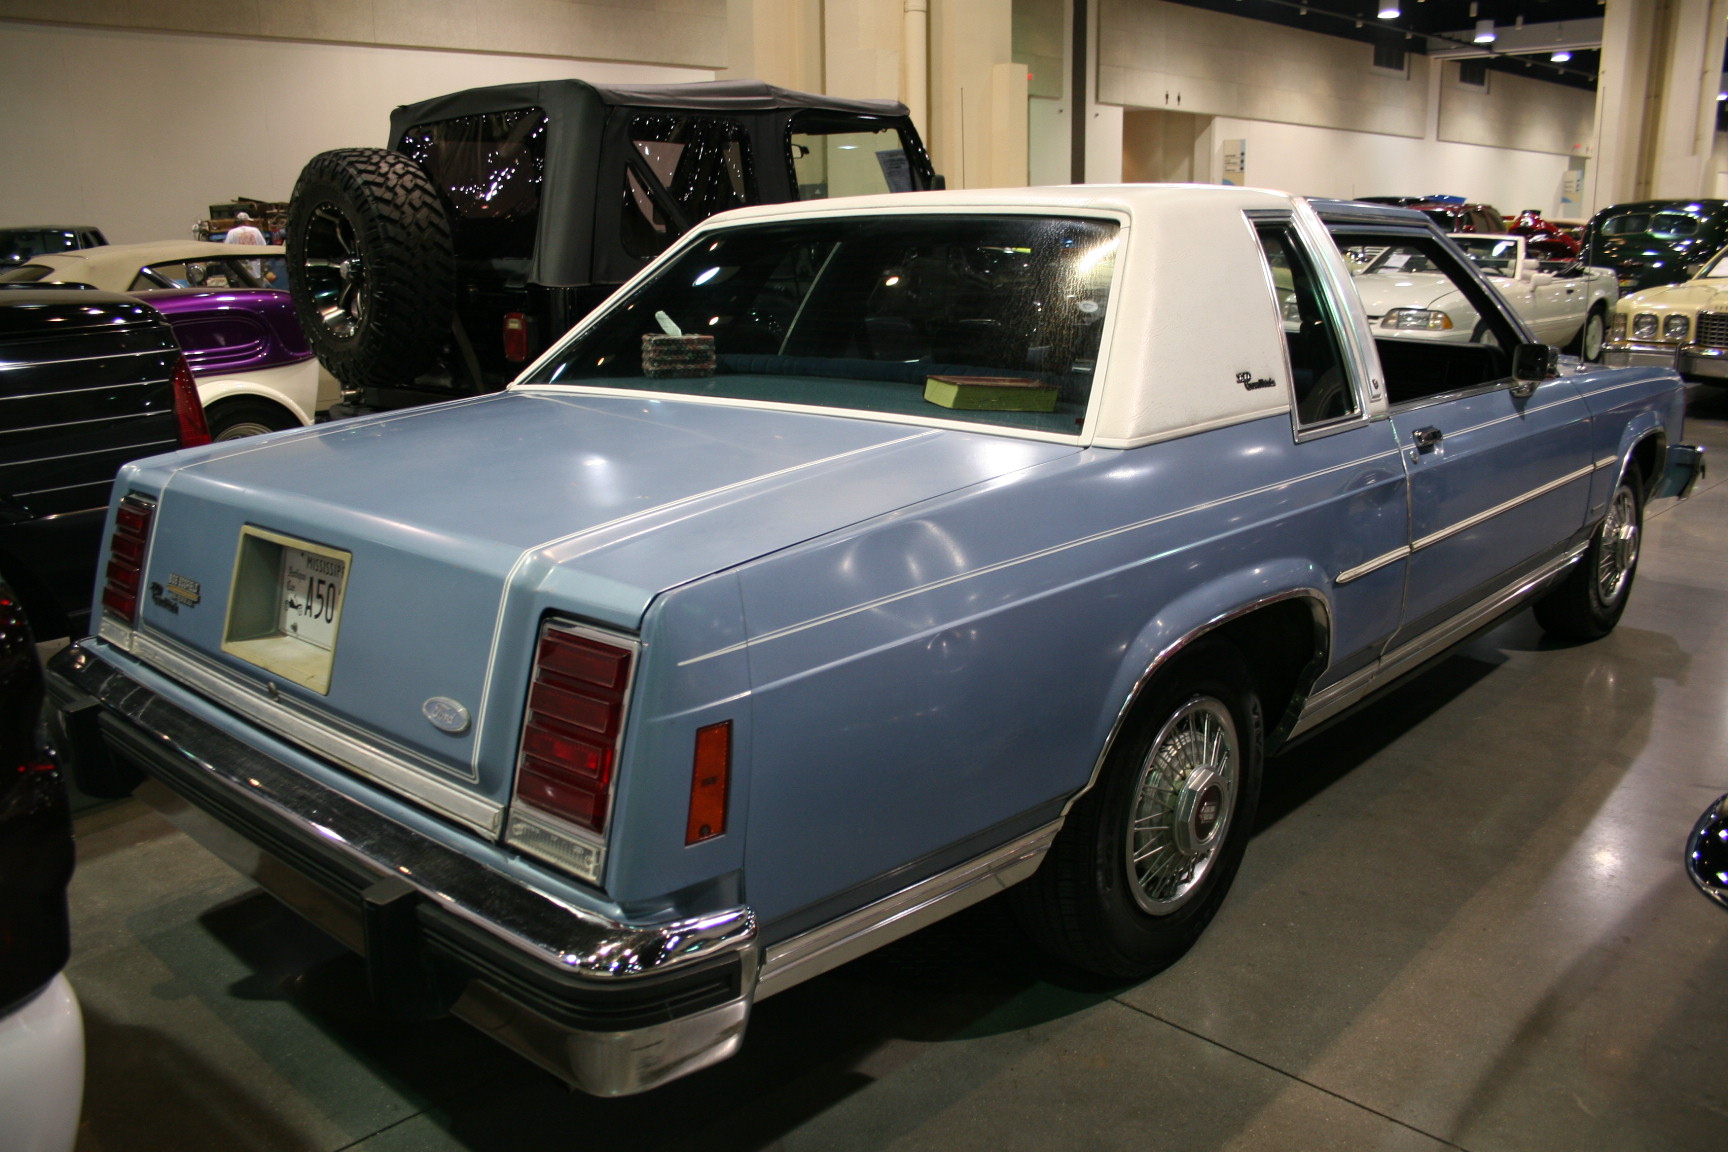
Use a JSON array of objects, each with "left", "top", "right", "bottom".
[{"left": 46, "top": 640, "right": 756, "bottom": 1096}]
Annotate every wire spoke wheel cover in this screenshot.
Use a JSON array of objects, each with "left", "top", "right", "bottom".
[
  {"left": 1595, "top": 484, "right": 1639, "bottom": 605},
  {"left": 1126, "top": 696, "right": 1239, "bottom": 914}
]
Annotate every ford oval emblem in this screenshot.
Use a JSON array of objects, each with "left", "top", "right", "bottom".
[{"left": 422, "top": 697, "right": 471, "bottom": 734}]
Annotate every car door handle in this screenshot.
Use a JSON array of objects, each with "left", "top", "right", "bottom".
[{"left": 1412, "top": 426, "right": 1443, "bottom": 452}]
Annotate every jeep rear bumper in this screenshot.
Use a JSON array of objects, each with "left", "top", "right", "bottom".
[{"left": 45, "top": 641, "right": 757, "bottom": 1097}]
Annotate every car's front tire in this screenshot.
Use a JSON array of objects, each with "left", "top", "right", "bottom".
[
  {"left": 1534, "top": 470, "right": 1643, "bottom": 641},
  {"left": 1012, "top": 639, "right": 1263, "bottom": 980}
]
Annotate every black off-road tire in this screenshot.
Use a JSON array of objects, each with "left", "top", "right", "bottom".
[
  {"left": 1011, "top": 640, "right": 1264, "bottom": 981},
  {"left": 285, "top": 148, "right": 454, "bottom": 391},
  {"left": 1533, "top": 469, "right": 1643, "bottom": 641},
  {"left": 205, "top": 398, "right": 301, "bottom": 441}
]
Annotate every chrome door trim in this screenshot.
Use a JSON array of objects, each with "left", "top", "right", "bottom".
[
  {"left": 129, "top": 628, "right": 502, "bottom": 835},
  {"left": 754, "top": 820, "right": 1060, "bottom": 1001},
  {"left": 1288, "top": 542, "right": 1586, "bottom": 739},
  {"left": 1409, "top": 464, "right": 1594, "bottom": 553},
  {"left": 1335, "top": 544, "right": 1411, "bottom": 585}
]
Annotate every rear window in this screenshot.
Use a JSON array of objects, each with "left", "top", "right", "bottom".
[
  {"left": 399, "top": 108, "right": 548, "bottom": 261},
  {"left": 527, "top": 214, "right": 1119, "bottom": 437},
  {"left": 790, "top": 112, "right": 918, "bottom": 199}
]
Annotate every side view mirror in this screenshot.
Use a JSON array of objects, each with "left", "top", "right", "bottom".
[
  {"left": 928, "top": 173, "right": 947, "bottom": 191},
  {"left": 1510, "top": 342, "right": 1558, "bottom": 395}
]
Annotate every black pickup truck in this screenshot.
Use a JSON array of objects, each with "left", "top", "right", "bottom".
[
  {"left": 0, "top": 286, "right": 209, "bottom": 641},
  {"left": 285, "top": 79, "right": 939, "bottom": 416}
]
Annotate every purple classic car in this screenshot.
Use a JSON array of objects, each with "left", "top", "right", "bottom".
[
  {"left": 45, "top": 187, "right": 1704, "bottom": 1096},
  {"left": 129, "top": 288, "right": 332, "bottom": 440}
]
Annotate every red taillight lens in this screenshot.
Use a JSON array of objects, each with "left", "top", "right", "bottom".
[
  {"left": 686, "top": 721, "right": 731, "bottom": 844},
  {"left": 515, "top": 622, "right": 633, "bottom": 834},
  {"left": 170, "top": 353, "right": 210, "bottom": 447},
  {"left": 502, "top": 312, "right": 530, "bottom": 363},
  {"left": 101, "top": 495, "right": 155, "bottom": 623}
]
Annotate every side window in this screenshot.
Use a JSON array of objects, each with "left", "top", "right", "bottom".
[
  {"left": 1332, "top": 231, "right": 1522, "bottom": 406},
  {"left": 788, "top": 112, "right": 917, "bottom": 199},
  {"left": 1253, "top": 223, "right": 1359, "bottom": 428},
  {"left": 620, "top": 115, "right": 754, "bottom": 260}
]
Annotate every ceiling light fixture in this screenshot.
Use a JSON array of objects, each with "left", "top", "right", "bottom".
[
  {"left": 1551, "top": 50, "right": 1572, "bottom": 62},
  {"left": 1378, "top": 4, "right": 1400, "bottom": 17},
  {"left": 1474, "top": 18, "right": 1497, "bottom": 43}
]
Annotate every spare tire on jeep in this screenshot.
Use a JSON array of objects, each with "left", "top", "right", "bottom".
[{"left": 285, "top": 148, "right": 455, "bottom": 391}]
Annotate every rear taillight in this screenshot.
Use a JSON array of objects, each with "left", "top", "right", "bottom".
[
  {"left": 101, "top": 495, "right": 156, "bottom": 624},
  {"left": 502, "top": 312, "right": 530, "bottom": 363},
  {"left": 170, "top": 354, "right": 210, "bottom": 447},
  {"left": 514, "top": 621, "right": 633, "bottom": 835}
]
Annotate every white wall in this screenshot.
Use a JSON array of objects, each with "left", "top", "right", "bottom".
[
  {"left": 1204, "top": 116, "right": 1575, "bottom": 215},
  {"left": 0, "top": 22, "right": 711, "bottom": 243},
  {"left": 1086, "top": 1, "right": 1594, "bottom": 217}
]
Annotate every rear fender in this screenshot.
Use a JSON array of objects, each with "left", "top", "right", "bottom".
[{"left": 1069, "top": 560, "right": 1332, "bottom": 813}]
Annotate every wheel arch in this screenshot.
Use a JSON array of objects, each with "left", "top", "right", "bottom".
[
  {"left": 198, "top": 382, "right": 311, "bottom": 428},
  {"left": 1065, "top": 570, "right": 1332, "bottom": 818}
]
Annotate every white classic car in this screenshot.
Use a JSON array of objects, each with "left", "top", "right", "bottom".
[
  {"left": 1347, "top": 234, "right": 1617, "bottom": 360},
  {"left": 1603, "top": 244, "right": 1728, "bottom": 383}
]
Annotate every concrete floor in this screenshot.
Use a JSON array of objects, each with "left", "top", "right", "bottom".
[{"left": 63, "top": 388, "right": 1728, "bottom": 1152}]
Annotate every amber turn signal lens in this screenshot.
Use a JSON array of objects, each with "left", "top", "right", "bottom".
[{"left": 686, "top": 721, "right": 731, "bottom": 845}]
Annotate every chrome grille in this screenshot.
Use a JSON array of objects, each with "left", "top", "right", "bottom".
[{"left": 1696, "top": 312, "right": 1728, "bottom": 349}]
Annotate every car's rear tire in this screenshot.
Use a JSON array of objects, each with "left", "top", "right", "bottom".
[
  {"left": 205, "top": 398, "right": 301, "bottom": 441},
  {"left": 1533, "top": 469, "right": 1643, "bottom": 641},
  {"left": 285, "top": 148, "right": 454, "bottom": 392},
  {"left": 1571, "top": 305, "right": 1607, "bottom": 362},
  {"left": 1011, "top": 639, "right": 1263, "bottom": 980}
]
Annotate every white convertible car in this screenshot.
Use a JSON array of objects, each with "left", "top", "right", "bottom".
[{"left": 1348, "top": 234, "right": 1618, "bottom": 360}]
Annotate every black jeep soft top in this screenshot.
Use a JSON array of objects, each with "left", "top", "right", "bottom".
[{"left": 287, "top": 79, "right": 938, "bottom": 415}]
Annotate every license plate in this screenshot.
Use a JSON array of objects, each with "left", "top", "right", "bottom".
[
  {"left": 222, "top": 527, "right": 352, "bottom": 694},
  {"left": 279, "top": 546, "right": 346, "bottom": 651}
]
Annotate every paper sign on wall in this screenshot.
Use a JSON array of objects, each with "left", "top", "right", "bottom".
[{"left": 1222, "top": 139, "right": 1246, "bottom": 186}]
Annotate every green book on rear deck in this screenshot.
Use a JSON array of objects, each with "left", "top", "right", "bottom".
[{"left": 923, "top": 375, "right": 1059, "bottom": 412}]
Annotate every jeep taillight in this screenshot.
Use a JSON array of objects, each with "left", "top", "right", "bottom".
[
  {"left": 514, "top": 621, "right": 633, "bottom": 835},
  {"left": 170, "top": 354, "right": 211, "bottom": 447},
  {"left": 503, "top": 313, "right": 530, "bottom": 363},
  {"left": 100, "top": 495, "right": 156, "bottom": 624}
]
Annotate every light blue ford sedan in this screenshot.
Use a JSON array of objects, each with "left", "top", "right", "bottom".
[{"left": 47, "top": 186, "right": 1703, "bottom": 1095}]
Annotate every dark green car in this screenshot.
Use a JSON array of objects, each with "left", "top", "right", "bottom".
[{"left": 1585, "top": 199, "right": 1728, "bottom": 292}]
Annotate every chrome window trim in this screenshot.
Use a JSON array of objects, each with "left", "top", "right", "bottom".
[
  {"left": 128, "top": 628, "right": 502, "bottom": 835},
  {"left": 1289, "top": 541, "right": 1587, "bottom": 739},
  {"left": 1243, "top": 209, "right": 1373, "bottom": 442},
  {"left": 1409, "top": 464, "right": 1595, "bottom": 553},
  {"left": 754, "top": 820, "right": 1061, "bottom": 1001}
]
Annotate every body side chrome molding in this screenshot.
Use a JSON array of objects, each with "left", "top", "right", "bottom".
[
  {"left": 1335, "top": 545, "right": 1411, "bottom": 585},
  {"left": 1409, "top": 464, "right": 1594, "bottom": 553},
  {"left": 754, "top": 820, "right": 1060, "bottom": 1001},
  {"left": 1288, "top": 541, "right": 1587, "bottom": 739},
  {"left": 129, "top": 629, "right": 501, "bottom": 834}
]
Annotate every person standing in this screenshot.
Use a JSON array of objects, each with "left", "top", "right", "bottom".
[{"left": 223, "top": 211, "right": 267, "bottom": 281}]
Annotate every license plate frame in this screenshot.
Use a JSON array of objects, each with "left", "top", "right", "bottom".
[{"left": 221, "top": 526, "right": 352, "bottom": 694}]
